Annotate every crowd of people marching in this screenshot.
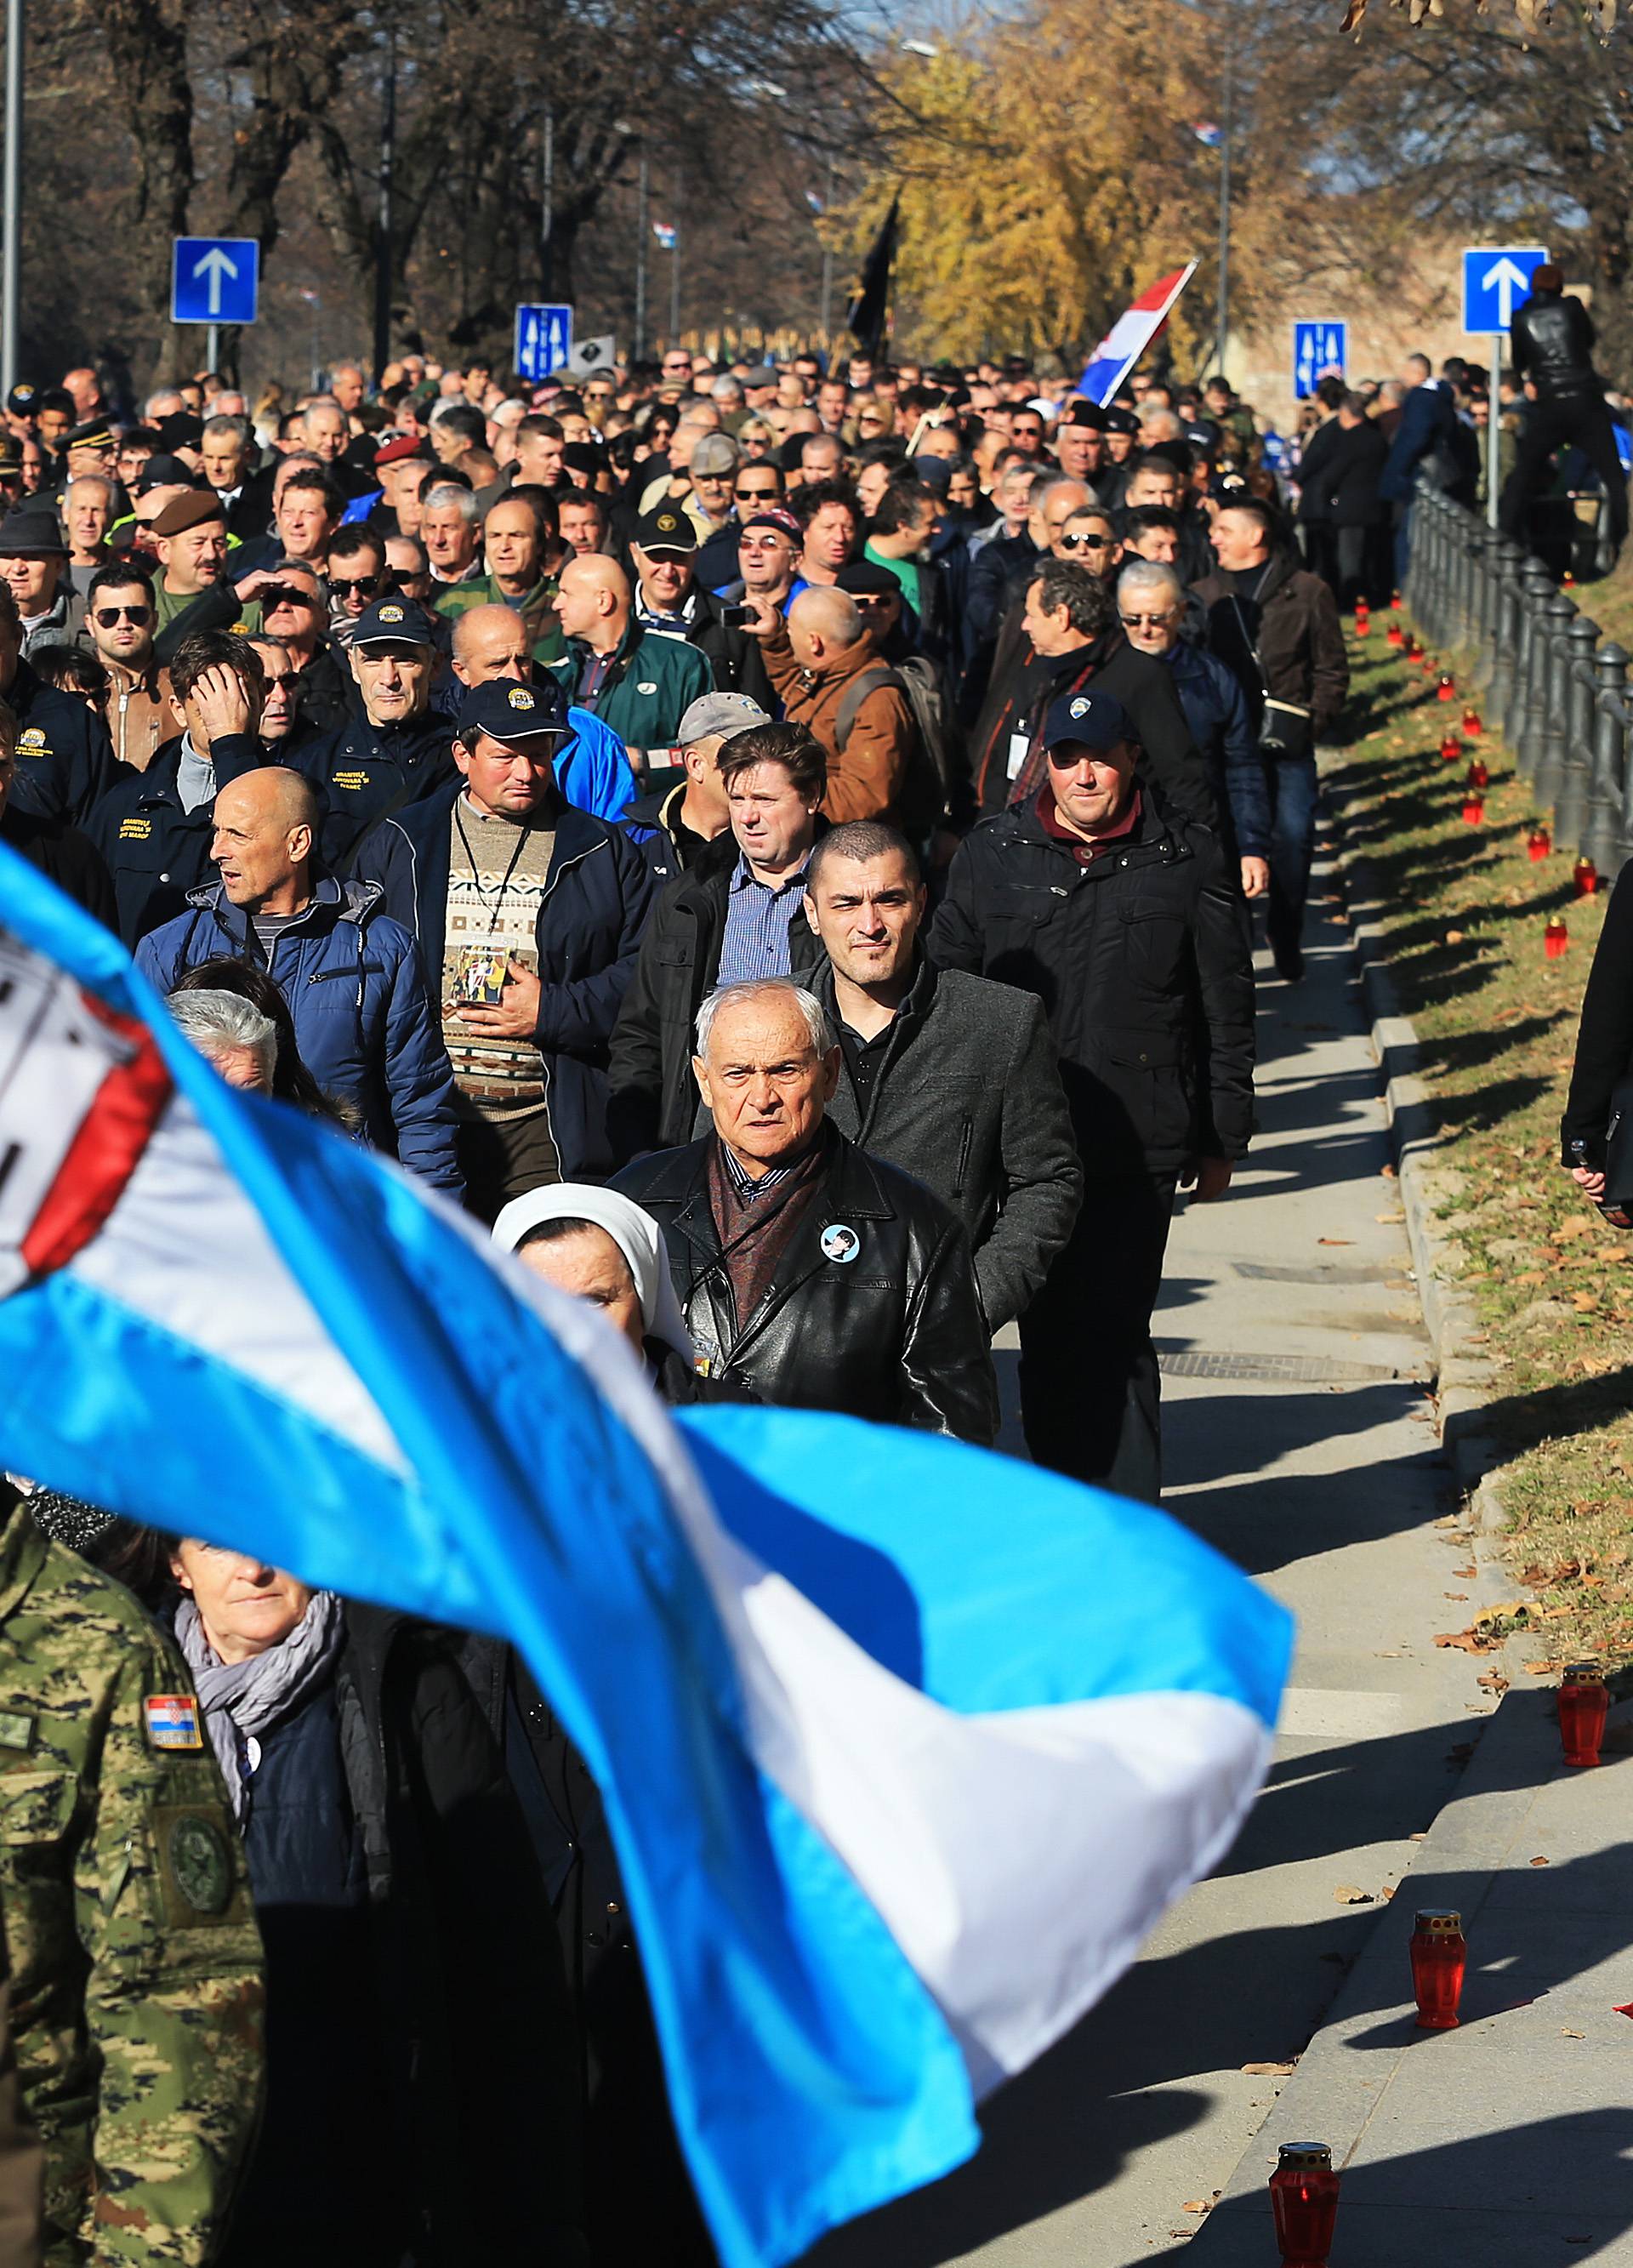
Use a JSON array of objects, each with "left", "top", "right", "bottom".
[{"left": 14, "top": 318, "right": 1607, "bottom": 2264}]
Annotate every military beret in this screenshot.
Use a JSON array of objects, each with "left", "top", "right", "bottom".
[{"left": 148, "top": 490, "right": 227, "bottom": 539}]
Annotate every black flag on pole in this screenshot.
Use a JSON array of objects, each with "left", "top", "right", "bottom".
[{"left": 845, "top": 195, "right": 900, "bottom": 356}]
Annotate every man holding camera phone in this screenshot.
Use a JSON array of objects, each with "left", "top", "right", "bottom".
[{"left": 1190, "top": 500, "right": 1347, "bottom": 983}]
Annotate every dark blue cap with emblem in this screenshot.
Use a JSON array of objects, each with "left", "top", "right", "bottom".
[
  {"left": 351, "top": 596, "right": 437, "bottom": 650},
  {"left": 455, "top": 675, "right": 569, "bottom": 745},
  {"left": 1041, "top": 688, "right": 1135, "bottom": 756}
]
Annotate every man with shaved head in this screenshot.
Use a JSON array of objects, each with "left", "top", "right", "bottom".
[
  {"left": 134, "top": 763, "right": 464, "bottom": 1194},
  {"left": 547, "top": 550, "right": 709, "bottom": 772},
  {"left": 745, "top": 582, "right": 937, "bottom": 829}
]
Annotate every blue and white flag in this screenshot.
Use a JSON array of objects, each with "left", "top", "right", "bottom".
[
  {"left": 1078, "top": 260, "right": 1199, "bottom": 405},
  {"left": 0, "top": 850, "right": 1292, "bottom": 2268}
]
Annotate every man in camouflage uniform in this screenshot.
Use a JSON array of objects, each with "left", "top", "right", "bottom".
[{"left": 0, "top": 1487, "right": 265, "bottom": 2262}]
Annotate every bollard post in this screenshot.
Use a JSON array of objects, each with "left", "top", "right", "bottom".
[
  {"left": 1587, "top": 643, "right": 1629, "bottom": 875},
  {"left": 1555, "top": 613, "right": 1601, "bottom": 852},
  {"left": 1534, "top": 588, "right": 1579, "bottom": 812},
  {"left": 1488, "top": 540, "right": 1523, "bottom": 721},
  {"left": 1511, "top": 563, "right": 1556, "bottom": 778}
]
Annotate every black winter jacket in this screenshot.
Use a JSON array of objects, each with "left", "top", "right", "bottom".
[
  {"left": 637, "top": 586, "right": 774, "bottom": 710},
  {"left": 1191, "top": 552, "right": 1351, "bottom": 739},
  {"left": 1325, "top": 419, "right": 1391, "bottom": 529},
  {"left": 606, "top": 830, "right": 826, "bottom": 1159},
  {"left": 7, "top": 657, "right": 117, "bottom": 828},
  {"left": 817, "top": 954, "right": 1081, "bottom": 1330},
  {"left": 352, "top": 778, "right": 657, "bottom": 1178},
  {"left": 84, "top": 731, "right": 269, "bottom": 946},
  {"left": 1511, "top": 289, "right": 1601, "bottom": 401},
  {"left": 291, "top": 707, "right": 456, "bottom": 874},
  {"left": 928, "top": 793, "right": 1255, "bottom": 1174},
  {"left": 613, "top": 1126, "right": 1000, "bottom": 1441},
  {"left": 1562, "top": 854, "right": 1633, "bottom": 1165},
  {"left": 0, "top": 804, "right": 117, "bottom": 927}
]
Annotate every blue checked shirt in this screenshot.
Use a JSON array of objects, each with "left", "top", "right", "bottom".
[{"left": 715, "top": 852, "right": 811, "bottom": 989}]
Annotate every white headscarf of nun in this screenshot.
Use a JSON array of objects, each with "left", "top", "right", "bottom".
[{"left": 492, "top": 1182, "right": 697, "bottom": 1364}]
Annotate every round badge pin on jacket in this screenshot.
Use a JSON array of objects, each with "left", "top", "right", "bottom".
[{"left": 821, "top": 1223, "right": 860, "bottom": 1264}]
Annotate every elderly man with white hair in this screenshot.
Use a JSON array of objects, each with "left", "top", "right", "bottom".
[
  {"left": 1115, "top": 556, "right": 1270, "bottom": 898},
  {"left": 613, "top": 975, "right": 998, "bottom": 1437}
]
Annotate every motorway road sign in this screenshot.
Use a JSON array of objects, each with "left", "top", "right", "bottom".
[
  {"left": 515, "top": 303, "right": 573, "bottom": 382},
  {"left": 171, "top": 238, "right": 260, "bottom": 327},
  {"left": 1462, "top": 246, "right": 1549, "bottom": 334},
  {"left": 1293, "top": 320, "right": 1346, "bottom": 400}
]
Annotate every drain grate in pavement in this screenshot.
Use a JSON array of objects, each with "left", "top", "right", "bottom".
[
  {"left": 1156, "top": 1347, "right": 1412, "bottom": 1383},
  {"left": 1233, "top": 1260, "right": 1404, "bottom": 1285}
]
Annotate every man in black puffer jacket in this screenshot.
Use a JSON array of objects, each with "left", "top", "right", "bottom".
[
  {"left": 1502, "top": 264, "right": 1629, "bottom": 555},
  {"left": 930, "top": 687, "right": 1254, "bottom": 1502}
]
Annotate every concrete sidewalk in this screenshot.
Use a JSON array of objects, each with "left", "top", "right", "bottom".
[
  {"left": 1186, "top": 1676, "right": 1633, "bottom": 2264},
  {"left": 816, "top": 850, "right": 1505, "bottom": 2267}
]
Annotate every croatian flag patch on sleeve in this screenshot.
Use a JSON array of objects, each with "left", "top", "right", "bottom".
[{"left": 145, "top": 1695, "right": 203, "bottom": 1751}]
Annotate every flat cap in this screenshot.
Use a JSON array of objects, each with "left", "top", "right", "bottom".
[{"left": 690, "top": 432, "right": 740, "bottom": 477}]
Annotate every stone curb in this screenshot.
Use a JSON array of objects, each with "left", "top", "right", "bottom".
[
  {"left": 1181, "top": 1678, "right": 1624, "bottom": 2259},
  {"left": 1321, "top": 772, "right": 1508, "bottom": 1532}
]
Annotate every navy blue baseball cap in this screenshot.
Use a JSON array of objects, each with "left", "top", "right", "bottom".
[
  {"left": 351, "top": 595, "right": 437, "bottom": 650},
  {"left": 455, "top": 675, "right": 569, "bottom": 746},
  {"left": 1041, "top": 688, "right": 1135, "bottom": 757}
]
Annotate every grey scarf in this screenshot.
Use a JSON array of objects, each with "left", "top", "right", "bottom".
[{"left": 174, "top": 1589, "right": 345, "bottom": 1819}]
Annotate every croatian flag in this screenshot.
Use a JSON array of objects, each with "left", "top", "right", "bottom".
[
  {"left": 1078, "top": 261, "right": 1199, "bottom": 405},
  {"left": 1191, "top": 120, "right": 1225, "bottom": 146},
  {"left": 653, "top": 221, "right": 679, "bottom": 252},
  {"left": 0, "top": 851, "right": 1291, "bottom": 2268}
]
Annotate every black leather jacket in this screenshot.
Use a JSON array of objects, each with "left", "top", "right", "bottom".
[
  {"left": 1511, "top": 290, "right": 1600, "bottom": 400},
  {"left": 613, "top": 1126, "right": 999, "bottom": 1443}
]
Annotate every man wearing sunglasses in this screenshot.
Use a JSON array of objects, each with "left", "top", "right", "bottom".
[
  {"left": 324, "top": 524, "right": 390, "bottom": 642},
  {"left": 254, "top": 559, "right": 353, "bottom": 738},
  {"left": 691, "top": 461, "right": 787, "bottom": 595},
  {"left": 931, "top": 687, "right": 1253, "bottom": 1504},
  {"left": 86, "top": 562, "right": 171, "bottom": 771}
]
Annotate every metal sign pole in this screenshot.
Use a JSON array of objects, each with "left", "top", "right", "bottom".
[
  {"left": 2, "top": 0, "right": 21, "bottom": 396},
  {"left": 1488, "top": 330, "right": 1501, "bottom": 528}
]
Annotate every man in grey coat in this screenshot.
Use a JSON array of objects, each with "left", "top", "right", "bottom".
[{"left": 801, "top": 819, "right": 1081, "bottom": 1331}]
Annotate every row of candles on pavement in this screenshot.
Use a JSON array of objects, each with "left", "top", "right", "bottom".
[
  {"left": 1357, "top": 604, "right": 1596, "bottom": 962},
  {"left": 1266, "top": 1666, "right": 1611, "bottom": 2265}
]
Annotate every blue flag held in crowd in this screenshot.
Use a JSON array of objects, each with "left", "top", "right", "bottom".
[{"left": 0, "top": 847, "right": 1292, "bottom": 2268}]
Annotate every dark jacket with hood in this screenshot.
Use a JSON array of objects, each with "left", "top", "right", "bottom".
[
  {"left": 816, "top": 954, "right": 1081, "bottom": 1331},
  {"left": 614, "top": 1124, "right": 999, "bottom": 1441},
  {"left": 351, "top": 778, "right": 656, "bottom": 1179},
  {"left": 929, "top": 789, "right": 1255, "bottom": 1177},
  {"left": 134, "top": 875, "right": 464, "bottom": 1191},
  {"left": 606, "top": 828, "right": 827, "bottom": 1160}
]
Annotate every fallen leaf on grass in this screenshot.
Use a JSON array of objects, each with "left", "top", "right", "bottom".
[
  {"left": 1240, "top": 2061, "right": 1296, "bottom": 2076},
  {"left": 1452, "top": 1565, "right": 1477, "bottom": 1578},
  {"left": 1514, "top": 1271, "right": 1548, "bottom": 1286},
  {"left": 1558, "top": 1215, "right": 1597, "bottom": 1240},
  {"left": 1562, "top": 2027, "right": 1585, "bottom": 2038},
  {"left": 1333, "top": 1883, "right": 1375, "bottom": 1904},
  {"left": 1524, "top": 1660, "right": 1565, "bottom": 1674},
  {"left": 1605, "top": 1247, "right": 1630, "bottom": 1264},
  {"left": 1573, "top": 1292, "right": 1601, "bottom": 1312}
]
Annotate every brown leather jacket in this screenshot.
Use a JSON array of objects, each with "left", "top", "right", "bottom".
[
  {"left": 100, "top": 658, "right": 173, "bottom": 773},
  {"left": 763, "top": 618, "right": 921, "bottom": 825}
]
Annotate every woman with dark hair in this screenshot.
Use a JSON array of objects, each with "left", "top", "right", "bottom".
[{"left": 168, "top": 955, "right": 354, "bottom": 1127}]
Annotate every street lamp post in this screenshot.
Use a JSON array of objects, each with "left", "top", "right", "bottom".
[
  {"left": 1215, "top": 54, "right": 1232, "bottom": 383},
  {"left": 2, "top": 0, "right": 21, "bottom": 396},
  {"left": 540, "top": 102, "right": 555, "bottom": 299},
  {"left": 373, "top": 20, "right": 396, "bottom": 385},
  {"left": 634, "top": 150, "right": 649, "bottom": 361}
]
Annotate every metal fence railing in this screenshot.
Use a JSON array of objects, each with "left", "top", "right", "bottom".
[{"left": 1402, "top": 487, "right": 1633, "bottom": 876}]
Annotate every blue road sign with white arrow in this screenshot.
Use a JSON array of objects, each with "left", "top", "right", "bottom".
[
  {"left": 1462, "top": 246, "right": 1549, "bottom": 334},
  {"left": 1293, "top": 320, "right": 1346, "bottom": 401},
  {"left": 171, "top": 238, "right": 260, "bottom": 328},
  {"left": 514, "top": 304, "right": 573, "bottom": 383}
]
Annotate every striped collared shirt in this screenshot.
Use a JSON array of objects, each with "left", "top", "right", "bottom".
[{"left": 715, "top": 852, "right": 810, "bottom": 989}]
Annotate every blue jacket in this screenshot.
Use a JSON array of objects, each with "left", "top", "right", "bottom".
[
  {"left": 555, "top": 705, "right": 638, "bottom": 821},
  {"left": 1165, "top": 641, "right": 1272, "bottom": 862},
  {"left": 350, "top": 780, "right": 657, "bottom": 1177},
  {"left": 134, "top": 875, "right": 464, "bottom": 1193},
  {"left": 1380, "top": 380, "right": 1458, "bottom": 504}
]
